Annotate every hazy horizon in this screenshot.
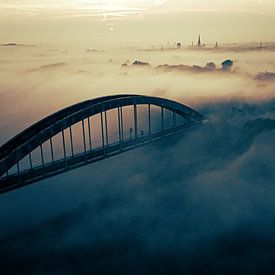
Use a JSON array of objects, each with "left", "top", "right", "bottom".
[{"left": 1, "top": 0, "right": 275, "bottom": 47}]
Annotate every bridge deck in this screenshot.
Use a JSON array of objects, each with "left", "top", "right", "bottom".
[{"left": 0, "top": 124, "right": 192, "bottom": 194}]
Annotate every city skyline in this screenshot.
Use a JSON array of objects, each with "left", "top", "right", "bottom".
[{"left": 1, "top": 0, "right": 275, "bottom": 47}]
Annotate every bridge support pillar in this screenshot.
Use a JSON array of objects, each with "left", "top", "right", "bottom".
[
  {"left": 29, "top": 153, "right": 33, "bottom": 170},
  {"left": 173, "top": 111, "right": 176, "bottom": 130},
  {"left": 50, "top": 137, "right": 55, "bottom": 164},
  {"left": 148, "top": 104, "right": 151, "bottom": 138},
  {"left": 62, "top": 130, "right": 67, "bottom": 169},
  {"left": 100, "top": 112, "right": 105, "bottom": 155},
  {"left": 16, "top": 161, "right": 20, "bottom": 175},
  {"left": 104, "top": 111, "right": 109, "bottom": 148},
  {"left": 40, "top": 144, "right": 45, "bottom": 174},
  {"left": 69, "top": 126, "right": 74, "bottom": 158},
  {"left": 134, "top": 104, "right": 138, "bottom": 143},
  {"left": 87, "top": 117, "right": 92, "bottom": 151},
  {"left": 118, "top": 107, "right": 122, "bottom": 149},
  {"left": 120, "top": 107, "right": 124, "bottom": 141},
  {"left": 161, "top": 106, "right": 164, "bottom": 135},
  {"left": 82, "top": 120, "right": 87, "bottom": 161},
  {"left": 16, "top": 162, "right": 21, "bottom": 184}
]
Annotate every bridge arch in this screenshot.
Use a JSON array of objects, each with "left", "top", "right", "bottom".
[{"left": 0, "top": 94, "right": 204, "bottom": 193}]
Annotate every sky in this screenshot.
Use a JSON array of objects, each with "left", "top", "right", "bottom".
[
  {"left": 1, "top": 0, "right": 275, "bottom": 14},
  {"left": 1, "top": 0, "right": 275, "bottom": 46}
]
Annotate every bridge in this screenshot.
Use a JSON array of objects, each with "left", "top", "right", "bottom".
[{"left": 0, "top": 94, "right": 204, "bottom": 194}]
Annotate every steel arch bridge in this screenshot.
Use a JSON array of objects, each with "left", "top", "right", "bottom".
[{"left": 0, "top": 94, "right": 204, "bottom": 194}]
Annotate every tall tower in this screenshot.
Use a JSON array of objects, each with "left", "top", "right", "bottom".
[{"left": 198, "top": 34, "right": 201, "bottom": 47}]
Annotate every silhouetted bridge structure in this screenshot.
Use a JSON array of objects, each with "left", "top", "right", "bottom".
[{"left": 0, "top": 94, "right": 204, "bottom": 194}]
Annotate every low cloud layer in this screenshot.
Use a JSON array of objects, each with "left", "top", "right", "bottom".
[
  {"left": 0, "top": 45, "right": 275, "bottom": 274},
  {"left": 255, "top": 71, "right": 275, "bottom": 82},
  {"left": 0, "top": 99, "right": 275, "bottom": 274}
]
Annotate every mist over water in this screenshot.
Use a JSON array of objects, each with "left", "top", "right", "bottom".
[{"left": 0, "top": 44, "right": 275, "bottom": 274}]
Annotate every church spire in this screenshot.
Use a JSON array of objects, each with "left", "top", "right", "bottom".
[{"left": 198, "top": 34, "right": 201, "bottom": 47}]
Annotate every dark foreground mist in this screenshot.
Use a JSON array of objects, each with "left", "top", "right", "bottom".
[{"left": 0, "top": 99, "right": 275, "bottom": 275}]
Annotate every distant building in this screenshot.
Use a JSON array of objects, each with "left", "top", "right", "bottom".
[
  {"left": 205, "top": 62, "right": 216, "bottom": 70},
  {"left": 221, "top": 59, "right": 233, "bottom": 71},
  {"left": 176, "top": 42, "right": 182, "bottom": 49},
  {"left": 215, "top": 41, "right": 218, "bottom": 49},
  {"left": 132, "top": 60, "right": 150, "bottom": 66}
]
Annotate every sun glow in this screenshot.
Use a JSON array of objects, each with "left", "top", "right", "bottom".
[
  {"left": 1, "top": 0, "right": 275, "bottom": 20},
  {"left": 0, "top": 0, "right": 167, "bottom": 23}
]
